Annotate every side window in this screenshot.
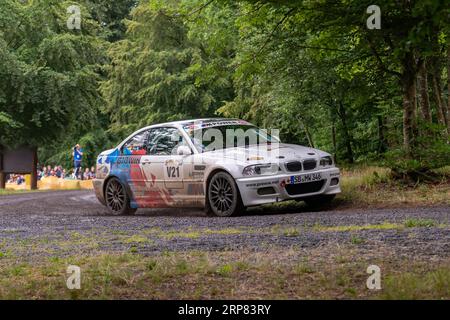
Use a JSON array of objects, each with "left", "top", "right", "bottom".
[
  {"left": 122, "top": 130, "right": 150, "bottom": 155},
  {"left": 148, "top": 127, "right": 188, "bottom": 156}
]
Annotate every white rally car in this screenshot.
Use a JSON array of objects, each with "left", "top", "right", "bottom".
[{"left": 93, "top": 118, "right": 341, "bottom": 217}]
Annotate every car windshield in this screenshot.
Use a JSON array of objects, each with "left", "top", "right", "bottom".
[{"left": 183, "top": 121, "right": 279, "bottom": 153}]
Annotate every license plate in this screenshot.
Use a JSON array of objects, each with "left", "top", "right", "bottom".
[{"left": 289, "top": 173, "right": 322, "bottom": 184}]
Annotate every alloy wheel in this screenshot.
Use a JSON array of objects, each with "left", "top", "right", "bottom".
[
  {"left": 207, "top": 172, "right": 242, "bottom": 217},
  {"left": 105, "top": 179, "right": 126, "bottom": 214}
]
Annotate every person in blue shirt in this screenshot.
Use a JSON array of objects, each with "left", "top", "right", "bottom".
[{"left": 73, "top": 144, "right": 83, "bottom": 179}]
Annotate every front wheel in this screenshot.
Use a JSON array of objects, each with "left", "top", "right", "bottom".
[
  {"left": 206, "top": 172, "right": 244, "bottom": 217},
  {"left": 105, "top": 177, "right": 137, "bottom": 216}
]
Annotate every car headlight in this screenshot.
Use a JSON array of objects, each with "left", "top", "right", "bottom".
[
  {"left": 242, "top": 164, "right": 279, "bottom": 176},
  {"left": 320, "top": 156, "right": 333, "bottom": 167}
]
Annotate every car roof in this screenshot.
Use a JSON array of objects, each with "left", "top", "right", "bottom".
[
  {"left": 117, "top": 118, "right": 247, "bottom": 150},
  {"left": 141, "top": 118, "right": 244, "bottom": 129}
]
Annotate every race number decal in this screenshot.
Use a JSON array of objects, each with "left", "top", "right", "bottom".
[
  {"left": 164, "top": 160, "right": 183, "bottom": 180},
  {"left": 167, "top": 166, "right": 180, "bottom": 178}
]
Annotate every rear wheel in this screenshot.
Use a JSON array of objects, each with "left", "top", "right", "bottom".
[
  {"left": 206, "top": 172, "right": 244, "bottom": 217},
  {"left": 105, "top": 177, "right": 137, "bottom": 215}
]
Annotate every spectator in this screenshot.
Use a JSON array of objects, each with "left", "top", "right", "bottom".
[
  {"left": 89, "top": 166, "right": 96, "bottom": 179},
  {"left": 16, "top": 175, "right": 25, "bottom": 185},
  {"left": 7, "top": 174, "right": 14, "bottom": 184},
  {"left": 55, "top": 166, "right": 62, "bottom": 178},
  {"left": 73, "top": 144, "right": 83, "bottom": 179},
  {"left": 46, "top": 165, "right": 52, "bottom": 177},
  {"left": 82, "top": 168, "right": 89, "bottom": 180},
  {"left": 27, "top": 163, "right": 93, "bottom": 182},
  {"left": 37, "top": 168, "right": 43, "bottom": 181}
]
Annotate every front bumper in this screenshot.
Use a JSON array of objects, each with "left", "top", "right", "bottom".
[{"left": 235, "top": 167, "right": 341, "bottom": 207}]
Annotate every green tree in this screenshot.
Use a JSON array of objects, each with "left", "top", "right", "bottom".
[
  {"left": 84, "top": 0, "right": 137, "bottom": 42},
  {"left": 219, "top": 0, "right": 449, "bottom": 171},
  {"left": 0, "top": 0, "right": 106, "bottom": 151},
  {"left": 101, "top": 0, "right": 238, "bottom": 137}
]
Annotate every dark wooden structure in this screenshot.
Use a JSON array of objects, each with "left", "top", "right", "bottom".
[{"left": 0, "top": 146, "right": 38, "bottom": 190}]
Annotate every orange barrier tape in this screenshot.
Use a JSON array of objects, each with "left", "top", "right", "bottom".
[{"left": 5, "top": 176, "right": 94, "bottom": 191}]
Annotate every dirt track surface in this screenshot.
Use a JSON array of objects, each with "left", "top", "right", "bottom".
[{"left": 0, "top": 190, "right": 449, "bottom": 260}]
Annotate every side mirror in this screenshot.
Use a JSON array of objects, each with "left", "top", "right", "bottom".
[{"left": 177, "top": 145, "right": 192, "bottom": 156}]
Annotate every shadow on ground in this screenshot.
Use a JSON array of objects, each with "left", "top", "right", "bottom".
[{"left": 134, "top": 199, "right": 345, "bottom": 218}]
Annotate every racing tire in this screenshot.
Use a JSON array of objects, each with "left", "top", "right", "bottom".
[
  {"left": 205, "top": 171, "right": 245, "bottom": 217},
  {"left": 303, "top": 194, "right": 336, "bottom": 209},
  {"left": 105, "top": 177, "right": 137, "bottom": 216}
]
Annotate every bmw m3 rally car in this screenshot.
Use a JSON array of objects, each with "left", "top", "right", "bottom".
[{"left": 93, "top": 118, "right": 341, "bottom": 217}]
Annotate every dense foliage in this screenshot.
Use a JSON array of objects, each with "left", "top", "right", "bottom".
[{"left": 0, "top": 0, "right": 449, "bottom": 176}]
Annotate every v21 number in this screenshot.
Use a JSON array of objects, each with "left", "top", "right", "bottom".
[{"left": 166, "top": 166, "right": 180, "bottom": 178}]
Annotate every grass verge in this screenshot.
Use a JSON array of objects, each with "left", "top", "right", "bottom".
[
  {"left": 0, "top": 249, "right": 448, "bottom": 299},
  {"left": 338, "top": 166, "right": 450, "bottom": 208},
  {"left": 0, "top": 189, "right": 42, "bottom": 196}
]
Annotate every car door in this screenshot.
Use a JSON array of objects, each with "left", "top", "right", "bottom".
[
  {"left": 119, "top": 129, "right": 152, "bottom": 206},
  {"left": 140, "top": 127, "right": 193, "bottom": 206}
]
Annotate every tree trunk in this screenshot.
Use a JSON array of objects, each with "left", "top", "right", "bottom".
[
  {"left": 402, "top": 72, "right": 417, "bottom": 154},
  {"left": 447, "top": 44, "right": 450, "bottom": 134},
  {"left": 432, "top": 74, "right": 447, "bottom": 128},
  {"left": 377, "top": 115, "right": 387, "bottom": 154},
  {"left": 412, "top": 80, "right": 418, "bottom": 136},
  {"left": 430, "top": 56, "right": 448, "bottom": 135},
  {"left": 337, "top": 101, "right": 354, "bottom": 164},
  {"left": 31, "top": 147, "right": 38, "bottom": 190},
  {"left": 417, "top": 61, "right": 432, "bottom": 123},
  {"left": 302, "top": 120, "right": 315, "bottom": 148},
  {"left": 0, "top": 172, "right": 5, "bottom": 189},
  {"left": 331, "top": 119, "right": 337, "bottom": 163},
  {"left": 0, "top": 145, "right": 4, "bottom": 189}
]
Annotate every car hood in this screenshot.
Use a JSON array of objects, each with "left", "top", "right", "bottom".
[{"left": 203, "top": 143, "right": 329, "bottom": 163}]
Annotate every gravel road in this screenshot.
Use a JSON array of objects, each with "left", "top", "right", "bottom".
[{"left": 0, "top": 190, "right": 449, "bottom": 260}]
